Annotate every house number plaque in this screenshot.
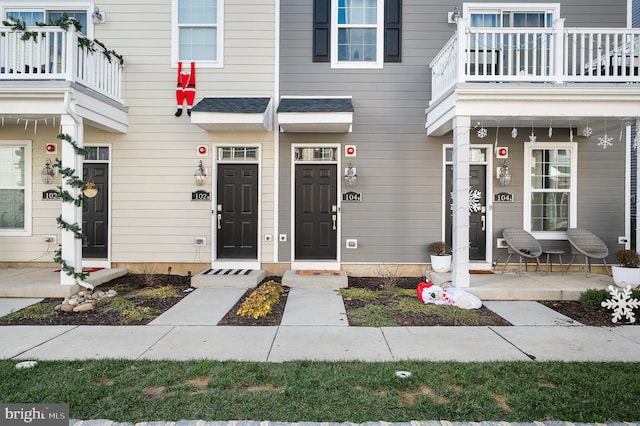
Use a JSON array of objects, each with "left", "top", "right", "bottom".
[
  {"left": 494, "top": 192, "right": 514, "bottom": 202},
  {"left": 42, "top": 189, "right": 60, "bottom": 200},
  {"left": 342, "top": 191, "right": 362, "bottom": 202},
  {"left": 191, "top": 190, "right": 211, "bottom": 201}
]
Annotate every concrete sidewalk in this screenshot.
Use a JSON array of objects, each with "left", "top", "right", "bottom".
[{"left": 1, "top": 288, "right": 640, "bottom": 362}]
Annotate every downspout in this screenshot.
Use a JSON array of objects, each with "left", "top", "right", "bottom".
[{"left": 273, "top": 0, "right": 280, "bottom": 263}]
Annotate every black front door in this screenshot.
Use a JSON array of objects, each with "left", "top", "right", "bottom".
[
  {"left": 82, "top": 163, "right": 108, "bottom": 258},
  {"left": 445, "top": 164, "right": 487, "bottom": 260},
  {"left": 295, "top": 164, "right": 338, "bottom": 260},
  {"left": 216, "top": 164, "right": 259, "bottom": 259}
]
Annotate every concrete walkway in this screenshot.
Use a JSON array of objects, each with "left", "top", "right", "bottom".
[{"left": 1, "top": 288, "right": 639, "bottom": 362}]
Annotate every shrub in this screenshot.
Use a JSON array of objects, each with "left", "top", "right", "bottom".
[
  {"left": 427, "top": 241, "right": 452, "bottom": 255},
  {"left": 579, "top": 288, "right": 610, "bottom": 310},
  {"left": 237, "top": 281, "right": 284, "bottom": 319},
  {"left": 615, "top": 249, "right": 640, "bottom": 268}
]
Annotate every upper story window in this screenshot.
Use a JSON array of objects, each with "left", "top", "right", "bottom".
[
  {"left": 313, "top": 0, "right": 402, "bottom": 66},
  {"left": 465, "top": 4, "right": 558, "bottom": 29},
  {"left": 332, "top": 0, "right": 384, "bottom": 68},
  {"left": 172, "top": 0, "right": 223, "bottom": 68},
  {"left": 4, "top": 7, "right": 90, "bottom": 36},
  {"left": 524, "top": 143, "right": 577, "bottom": 239},
  {"left": 0, "top": 141, "right": 31, "bottom": 236}
]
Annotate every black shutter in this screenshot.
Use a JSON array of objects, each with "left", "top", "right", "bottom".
[
  {"left": 384, "top": 0, "right": 402, "bottom": 62},
  {"left": 313, "top": 0, "right": 331, "bottom": 62}
]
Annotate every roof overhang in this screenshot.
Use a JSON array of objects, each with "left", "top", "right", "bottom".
[
  {"left": 0, "top": 81, "right": 129, "bottom": 133},
  {"left": 426, "top": 83, "right": 640, "bottom": 136},
  {"left": 190, "top": 97, "right": 272, "bottom": 132},
  {"left": 277, "top": 97, "right": 353, "bottom": 133}
]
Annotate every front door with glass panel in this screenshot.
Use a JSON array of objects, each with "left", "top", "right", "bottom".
[
  {"left": 445, "top": 148, "right": 488, "bottom": 261},
  {"left": 294, "top": 147, "right": 338, "bottom": 260},
  {"left": 216, "top": 147, "right": 259, "bottom": 259},
  {"left": 82, "top": 146, "right": 110, "bottom": 259}
]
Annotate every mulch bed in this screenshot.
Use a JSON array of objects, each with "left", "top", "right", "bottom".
[
  {"left": 0, "top": 274, "right": 633, "bottom": 327},
  {"left": 0, "top": 274, "right": 191, "bottom": 326}
]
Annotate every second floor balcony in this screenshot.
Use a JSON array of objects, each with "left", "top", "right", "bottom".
[
  {"left": 430, "top": 19, "right": 640, "bottom": 103},
  {"left": 0, "top": 24, "right": 127, "bottom": 133},
  {"left": 427, "top": 18, "right": 640, "bottom": 136}
]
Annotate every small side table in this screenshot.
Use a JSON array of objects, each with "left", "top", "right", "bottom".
[{"left": 544, "top": 249, "right": 565, "bottom": 274}]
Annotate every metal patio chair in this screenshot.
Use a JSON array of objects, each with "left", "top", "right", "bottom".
[
  {"left": 565, "top": 228, "right": 611, "bottom": 277},
  {"left": 502, "top": 228, "right": 545, "bottom": 275}
]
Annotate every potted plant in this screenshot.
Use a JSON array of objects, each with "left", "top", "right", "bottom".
[
  {"left": 427, "top": 241, "right": 452, "bottom": 273},
  {"left": 612, "top": 249, "right": 640, "bottom": 288}
]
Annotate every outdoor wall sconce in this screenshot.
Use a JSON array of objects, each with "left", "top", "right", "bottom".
[
  {"left": 344, "top": 162, "right": 357, "bottom": 187},
  {"left": 447, "top": 6, "right": 461, "bottom": 23},
  {"left": 91, "top": 7, "right": 105, "bottom": 24},
  {"left": 498, "top": 160, "right": 511, "bottom": 186},
  {"left": 41, "top": 158, "right": 55, "bottom": 184},
  {"left": 194, "top": 160, "right": 207, "bottom": 186}
]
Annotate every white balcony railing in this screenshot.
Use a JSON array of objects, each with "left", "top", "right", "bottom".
[
  {"left": 0, "top": 25, "right": 122, "bottom": 103},
  {"left": 430, "top": 18, "right": 640, "bottom": 103}
]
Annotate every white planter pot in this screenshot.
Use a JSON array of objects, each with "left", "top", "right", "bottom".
[
  {"left": 611, "top": 265, "right": 640, "bottom": 288},
  {"left": 430, "top": 254, "right": 452, "bottom": 273}
]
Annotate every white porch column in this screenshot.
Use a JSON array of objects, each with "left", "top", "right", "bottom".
[
  {"left": 59, "top": 114, "right": 84, "bottom": 286},
  {"left": 452, "top": 116, "right": 471, "bottom": 287},
  {"left": 637, "top": 119, "right": 640, "bottom": 253}
]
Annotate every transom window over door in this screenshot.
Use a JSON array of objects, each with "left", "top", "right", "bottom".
[
  {"left": 0, "top": 141, "right": 31, "bottom": 236},
  {"left": 172, "top": 0, "right": 223, "bottom": 67},
  {"left": 524, "top": 143, "right": 577, "bottom": 239}
]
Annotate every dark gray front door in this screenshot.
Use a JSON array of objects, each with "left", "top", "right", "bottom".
[
  {"left": 216, "top": 164, "right": 259, "bottom": 259},
  {"left": 82, "top": 163, "right": 108, "bottom": 258},
  {"left": 445, "top": 164, "right": 487, "bottom": 260},
  {"left": 295, "top": 164, "right": 337, "bottom": 260}
]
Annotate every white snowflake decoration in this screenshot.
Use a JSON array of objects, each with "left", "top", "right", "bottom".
[
  {"left": 583, "top": 126, "right": 593, "bottom": 137},
  {"left": 529, "top": 133, "right": 537, "bottom": 143},
  {"left": 511, "top": 127, "right": 518, "bottom": 139},
  {"left": 597, "top": 133, "right": 613, "bottom": 149},
  {"left": 449, "top": 189, "right": 484, "bottom": 215},
  {"left": 469, "top": 189, "right": 482, "bottom": 213},
  {"left": 601, "top": 285, "right": 640, "bottom": 323},
  {"left": 477, "top": 127, "right": 488, "bottom": 139}
]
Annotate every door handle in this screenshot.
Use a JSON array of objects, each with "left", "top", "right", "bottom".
[
  {"left": 332, "top": 214, "right": 337, "bottom": 231},
  {"left": 481, "top": 215, "right": 486, "bottom": 231},
  {"left": 217, "top": 214, "right": 222, "bottom": 230}
]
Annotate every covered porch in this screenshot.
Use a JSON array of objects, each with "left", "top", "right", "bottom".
[
  {"left": 0, "top": 25, "right": 127, "bottom": 290},
  {"left": 426, "top": 19, "right": 640, "bottom": 288}
]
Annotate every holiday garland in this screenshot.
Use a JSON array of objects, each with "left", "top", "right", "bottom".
[
  {"left": 1, "top": 14, "right": 123, "bottom": 65},
  {"left": 53, "top": 133, "right": 90, "bottom": 281}
]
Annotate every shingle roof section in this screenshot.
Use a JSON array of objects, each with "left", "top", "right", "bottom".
[
  {"left": 192, "top": 97, "right": 271, "bottom": 114},
  {"left": 277, "top": 98, "right": 354, "bottom": 113}
]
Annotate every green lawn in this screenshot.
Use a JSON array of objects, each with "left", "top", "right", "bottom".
[{"left": 1, "top": 360, "right": 638, "bottom": 423}]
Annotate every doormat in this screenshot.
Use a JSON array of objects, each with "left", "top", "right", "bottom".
[
  {"left": 296, "top": 270, "right": 345, "bottom": 276},
  {"left": 469, "top": 270, "right": 493, "bottom": 274},
  {"left": 54, "top": 267, "right": 104, "bottom": 273}
]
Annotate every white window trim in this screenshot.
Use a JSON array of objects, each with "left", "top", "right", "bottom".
[
  {"left": 463, "top": 3, "right": 560, "bottom": 27},
  {"left": 330, "top": 0, "right": 384, "bottom": 69},
  {"left": 1, "top": 2, "right": 95, "bottom": 38},
  {"left": 171, "top": 0, "right": 224, "bottom": 68},
  {"left": 0, "top": 140, "right": 32, "bottom": 237},
  {"left": 523, "top": 141, "right": 577, "bottom": 240}
]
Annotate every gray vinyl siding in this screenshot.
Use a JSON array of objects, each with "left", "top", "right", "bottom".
[{"left": 279, "top": 0, "right": 629, "bottom": 264}]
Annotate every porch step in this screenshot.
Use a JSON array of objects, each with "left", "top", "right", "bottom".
[
  {"left": 282, "top": 270, "right": 348, "bottom": 289},
  {"left": 191, "top": 269, "right": 266, "bottom": 288}
]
